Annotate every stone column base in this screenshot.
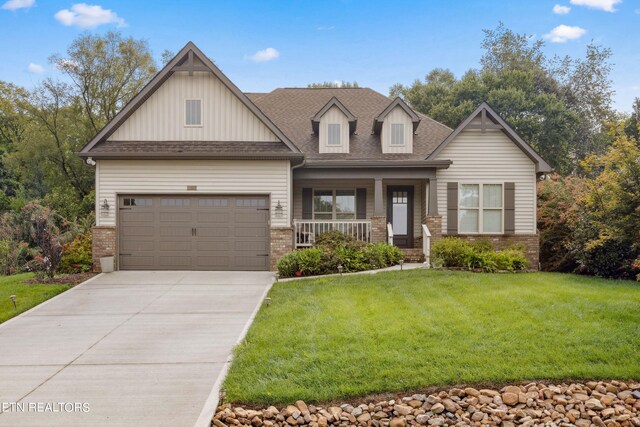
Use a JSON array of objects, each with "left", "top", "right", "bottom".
[
  {"left": 270, "top": 227, "right": 293, "bottom": 271},
  {"left": 92, "top": 226, "right": 116, "bottom": 273},
  {"left": 370, "top": 216, "right": 387, "bottom": 243}
]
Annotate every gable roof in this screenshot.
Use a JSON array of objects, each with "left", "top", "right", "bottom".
[
  {"left": 79, "top": 42, "right": 301, "bottom": 157},
  {"left": 247, "top": 88, "right": 453, "bottom": 162},
  {"left": 311, "top": 96, "right": 357, "bottom": 134},
  {"left": 372, "top": 97, "right": 421, "bottom": 134},
  {"left": 426, "top": 102, "right": 553, "bottom": 173}
]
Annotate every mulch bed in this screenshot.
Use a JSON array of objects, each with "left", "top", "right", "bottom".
[{"left": 23, "top": 272, "right": 96, "bottom": 286}]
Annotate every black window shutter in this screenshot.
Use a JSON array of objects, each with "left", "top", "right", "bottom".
[
  {"left": 356, "top": 188, "right": 366, "bottom": 219},
  {"left": 504, "top": 182, "right": 515, "bottom": 234},
  {"left": 302, "top": 188, "right": 313, "bottom": 219},
  {"left": 446, "top": 182, "right": 458, "bottom": 234}
]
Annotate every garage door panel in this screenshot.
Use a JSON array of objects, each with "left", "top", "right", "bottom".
[
  {"left": 119, "top": 195, "right": 269, "bottom": 271},
  {"left": 196, "top": 241, "right": 229, "bottom": 251},
  {"left": 196, "top": 212, "right": 231, "bottom": 223},
  {"left": 159, "top": 212, "right": 192, "bottom": 222},
  {"left": 234, "top": 241, "right": 268, "bottom": 251},
  {"left": 120, "top": 211, "right": 154, "bottom": 223},
  {"left": 235, "top": 227, "right": 268, "bottom": 238},
  {"left": 121, "top": 226, "right": 155, "bottom": 237},
  {"left": 121, "top": 240, "right": 155, "bottom": 252},
  {"left": 120, "top": 256, "right": 155, "bottom": 268}
]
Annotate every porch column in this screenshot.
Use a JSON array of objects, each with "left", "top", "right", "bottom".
[
  {"left": 374, "top": 178, "right": 384, "bottom": 216},
  {"left": 371, "top": 178, "right": 387, "bottom": 243},
  {"left": 428, "top": 177, "right": 439, "bottom": 216}
]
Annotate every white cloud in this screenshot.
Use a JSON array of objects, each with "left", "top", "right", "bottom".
[
  {"left": 54, "top": 3, "right": 125, "bottom": 28},
  {"left": 553, "top": 4, "right": 572, "bottom": 14},
  {"left": 569, "top": 0, "right": 621, "bottom": 12},
  {"left": 317, "top": 26, "right": 335, "bottom": 31},
  {"left": 245, "top": 47, "right": 280, "bottom": 63},
  {"left": 631, "top": 85, "right": 640, "bottom": 91},
  {"left": 544, "top": 25, "right": 587, "bottom": 43},
  {"left": 27, "top": 63, "right": 44, "bottom": 73},
  {"left": 1, "top": 0, "right": 34, "bottom": 11}
]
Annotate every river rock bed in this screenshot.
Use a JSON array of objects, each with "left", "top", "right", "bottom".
[{"left": 213, "top": 381, "right": 640, "bottom": 427}]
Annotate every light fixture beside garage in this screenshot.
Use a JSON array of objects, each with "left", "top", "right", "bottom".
[
  {"left": 100, "top": 199, "right": 110, "bottom": 217},
  {"left": 274, "top": 200, "right": 283, "bottom": 218}
]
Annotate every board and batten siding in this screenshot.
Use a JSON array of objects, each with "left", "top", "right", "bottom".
[
  {"left": 434, "top": 123, "right": 537, "bottom": 234},
  {"left": 108, "top": 71, "right": 279, "bottom": 142},
  {"left": 318, "top": 106, "right": 350, "bottom": 153},
  {"left": 96, "top": 160, "right": 291, "bottom": 228},
  {"left": 381, "top": 106, "right": 414, "bottom": 154}
]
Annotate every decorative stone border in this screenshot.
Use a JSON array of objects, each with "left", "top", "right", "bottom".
[{"left": 213, "top": 381, "right": 640, "bottom": 427}]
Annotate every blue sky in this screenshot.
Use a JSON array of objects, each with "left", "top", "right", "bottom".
[{"left": 1, "top": 0, "right": 639, "bottom": 112}]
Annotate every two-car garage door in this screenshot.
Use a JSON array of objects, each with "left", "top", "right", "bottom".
[{"left": 118, "top": 195, "right": 270, "bottom": 271}]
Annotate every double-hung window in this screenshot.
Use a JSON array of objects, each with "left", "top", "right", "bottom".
[
  {"left": 313, "top": 189, "right": 356, "bottom": 220},
  {"left": 327, "top": 124, "right": 341, "bottom": 145},
  {"left": 459, "top": 184, "right": 503, "bottom": 233}
]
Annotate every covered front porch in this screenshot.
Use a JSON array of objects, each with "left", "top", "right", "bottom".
[{"left": 291, "top": 163, "right": 446, "bottom": 262}]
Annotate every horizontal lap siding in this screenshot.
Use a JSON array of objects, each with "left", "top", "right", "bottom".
[
  {"left": 107, "top": 71, "right": 279, "bottom": 142},
  {"left": 435, "top": 128, "right": 536, "bottom": 234},
  {"left": 96, "top": 160, "right": 290, "bottom": 227}
]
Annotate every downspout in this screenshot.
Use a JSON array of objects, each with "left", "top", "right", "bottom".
[{"left": 290, "top": 157, "right": 306, "bottom": 245}]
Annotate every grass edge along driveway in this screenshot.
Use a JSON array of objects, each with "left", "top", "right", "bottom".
[
  {"left": 224, "top": 269, "right": 640, "bottom": 404},
  {"left": 0, "top": 273, "right": 71, "bottom": 323}
]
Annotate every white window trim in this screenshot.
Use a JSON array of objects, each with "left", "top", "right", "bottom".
[
  {"left": 312, "top": 188, "right": 357, "bottom": 220},
  {"left": 326, "top": 123, "right": 342, "bottom": 146},
  {"left": 390, "top": 123, "right": 405, "bottom": 146},
  {"left": 458, "top": 182, "right": 504, "bottom": 234},
  {"left": 184, "top": 99, "right": 203, "bottom": 127}
]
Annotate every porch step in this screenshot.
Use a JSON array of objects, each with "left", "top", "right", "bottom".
[{"left": 400, "top": 248, "right": 425, "bottom": 263}]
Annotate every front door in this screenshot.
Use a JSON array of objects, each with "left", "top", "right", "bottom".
[{"left": 387, "top": 186, "right": 413, "bottom": 248}]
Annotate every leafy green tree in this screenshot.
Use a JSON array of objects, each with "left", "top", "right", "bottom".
[
  {"left": 624, "top": 97, "right": 640, "bottom": 141},
  {"left": 391, "top": 23, "right": 614, "bottom": 175},
  {"left": 307, "top": 81, "right": 359, "bottom": 88},
  {"left": 50, "top": 31, "right": 157, "bottom": 133}
]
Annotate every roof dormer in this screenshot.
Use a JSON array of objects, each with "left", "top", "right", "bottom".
[
  {"left": 373, "top": 97, "right": 420, "bottom": 154},
  {"left": 312, "top": 97, "right": 357, "bottom": 154}
]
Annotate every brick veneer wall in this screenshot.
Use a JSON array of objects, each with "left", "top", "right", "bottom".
[
  {"left": 370, "top": 216, "right": 387, "bottom": 243},
  {"left": 450, "top": 234, "right": 540, "bottom": 271},
  {"left": 424, "top": 216, "right": 443, "bottom": 243},
  {"left": 92, "top": 226, "right": 116, "bottom": 273},
  {"left": 270, "top": 227, "right": 293, "bottom": 271}
]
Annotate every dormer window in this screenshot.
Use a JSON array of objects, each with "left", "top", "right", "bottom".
[
  {"left": 185, "top": 99, "right": 202, "bottom": 126},
  {"left": 391, "top": 124, "right": 404, "bottom": 145},
  {"left": 327, "top": 124, "right": 341, "bottom": 145}
]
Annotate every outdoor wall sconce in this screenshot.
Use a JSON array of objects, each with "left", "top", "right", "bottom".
[
  {"left": 274, "top": 200, "right": 283, "bottom": 218},
  {"left": 100, "top": 199, "right": 110, "bottom": 216}
]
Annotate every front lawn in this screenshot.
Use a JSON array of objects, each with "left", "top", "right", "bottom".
[
  {"left": 224, "top": 270, "right": 640, "bottom": 404},
  {"left": 0, "top": 273, "right": 72, "bottom": 323}
]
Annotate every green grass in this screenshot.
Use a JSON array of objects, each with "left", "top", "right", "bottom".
[
  {"left": 0, "top": 273, "right": 71, "bottom": 323},
  {"left": 224, "top": 270, "right": 640, "bottom": 404}
]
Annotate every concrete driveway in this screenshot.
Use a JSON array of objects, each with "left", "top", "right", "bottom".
[{"left": 0, "top": 271, "right": 273, "bottom": 427}]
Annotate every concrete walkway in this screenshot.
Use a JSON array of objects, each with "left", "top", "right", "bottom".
[{"left": 0, "top": 271, "right": 273, "bottom": 427}]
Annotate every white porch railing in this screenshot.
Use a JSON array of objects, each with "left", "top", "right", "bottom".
[
  {"left": 422, "top": 223, "right": 431, "bottom": 268},
  {"left": 293, "top": 220, "right": 371, "bottom": 248},
  {"left": 387, "top": 222, "right": 394, "bottom": 245}
]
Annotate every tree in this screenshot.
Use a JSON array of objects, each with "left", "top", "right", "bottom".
[
  {"left": 3, "top": 32, "right": 158, "bottom": 218},
  {"left": 0, "top": 82, "right": 29, "bottom": 203},
  {"left": 307, "top": 81, "right": 359, "bottom": 88},
  {"left": 624, "top": 97, "right": 640, "bottom": 141},
  {"left": 50, "top": 31, "right": 157, "bottom": 133},
  {"left": 391, "top": 23, "right": 614, "bottom": 175}
]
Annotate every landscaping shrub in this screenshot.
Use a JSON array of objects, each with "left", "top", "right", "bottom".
[
  {"left": 59, "top": 232, "right": 92, "bottom": 274},
  {"left": 431, "top": 237, "right": 527, "bottom": 272},
  {"left": 25, "top": 203, "right": 63, "bottom": 279},
  {"left": 276, "top": 232, "right": 403, "bottom": 277}
]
